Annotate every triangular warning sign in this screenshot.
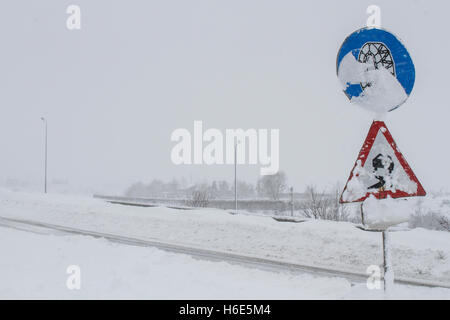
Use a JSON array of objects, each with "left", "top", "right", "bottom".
[{"left": 340, "top": 121, "right": 426, "bottom": 203}]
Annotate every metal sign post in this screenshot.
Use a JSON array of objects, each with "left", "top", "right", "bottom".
[
  {"left": 382, "top": 230, "right": 393, "bottom": 293},
  {"left": 336, "top": 26, "right": 424, "bottom": 296}
]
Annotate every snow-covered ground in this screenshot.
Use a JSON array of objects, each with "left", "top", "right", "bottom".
[
  {"left": 1, "top": 226, "right": 449, "bottom": 299},
  {"left": 0, "top": 189, "right": 449, "bottom": 296}
]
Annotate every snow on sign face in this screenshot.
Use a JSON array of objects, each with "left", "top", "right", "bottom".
[
  {"left": 336, "top": 27, "right": 415, "bottom": 113},
  {"left": 340, "top": 121, "right": 425, "bottom": 203}
]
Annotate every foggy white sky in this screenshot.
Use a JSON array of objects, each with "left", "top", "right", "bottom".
[{"left": 0, "top": 0, "right": 448, "bottom": 194}]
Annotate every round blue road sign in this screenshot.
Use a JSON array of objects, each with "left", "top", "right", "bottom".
[{"left": 336, "top": 27, "right": 415, "bottom": 112}]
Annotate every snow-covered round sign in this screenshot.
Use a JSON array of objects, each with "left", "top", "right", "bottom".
[
  {"left": 336, "top": 27, "right": 415, "bottom": 113},
  {"left": 340, "top": 121, "right": 425, "bottom": 203}
]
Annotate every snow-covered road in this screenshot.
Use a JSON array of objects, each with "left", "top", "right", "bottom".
[
  {"left": 0, "top": 189, "right": 449, "bottom": 288},
  {"left": 0, "top": 225, "right": 350, "bottom": 299},
  {"left": 0, "top": 215, "right": 447, "bottom": 289},
  {"left": 1, "top": 224, "right": 449, "bottom": 299}
]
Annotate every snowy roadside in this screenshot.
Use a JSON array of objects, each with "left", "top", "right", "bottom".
[
  {"left": 0, "top": 189, "right": 449, "bottom": 286},
  {"left": 1, "top": 226, "right": 449, "bottom": 299}
]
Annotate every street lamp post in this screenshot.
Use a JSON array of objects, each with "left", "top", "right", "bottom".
[
  {"left": 234, "top": 142, "right": 237, "bottom": 212},
  {"left": 290, "top": 186, "right": 294, "bottom": 216},
  {"left": 40, "top": 117, "right": 47, "bottom": 193}
]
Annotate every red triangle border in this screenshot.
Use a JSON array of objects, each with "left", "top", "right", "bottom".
[{"left": 340, "top": 121, "right": 426, "bottom": 203}]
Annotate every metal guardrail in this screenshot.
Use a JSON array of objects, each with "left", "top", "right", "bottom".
[{"left": 93, "top": 194, "right": 300, "bottom": 212}]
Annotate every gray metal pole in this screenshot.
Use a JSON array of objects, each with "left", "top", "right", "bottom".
[
  {"left": 41, "top": 117, "right": 47, "bottom": 193},
  {"left": 290, "top": 187, "right": 294, "bottom": 216},
  {"left": 360, "top": 202, "right": 365, "bottom": 226},
  {"left": 234, "top": 142, "right": 237, "bottom": 212},
  {"left": 382, "top": 230, "right": 393, "bottom": 294}
]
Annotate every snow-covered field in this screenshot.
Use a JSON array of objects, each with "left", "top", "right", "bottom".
[
  {"left": 1, "top": 226, "right": 449, "bottom": 299},
  {"left": 0, "top": 189, "right": 450, "bottom": 299}
]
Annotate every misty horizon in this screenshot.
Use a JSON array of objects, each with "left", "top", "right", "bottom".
[{"left": 1, "top": 0, "right": 447, "bottom": 196}]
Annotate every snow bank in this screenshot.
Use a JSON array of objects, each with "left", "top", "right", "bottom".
[
  {"left": 1, "top": 189, "right": 449, "bottom": 285},
  {"left": 0, "top": 227, "right": 353, "bottom": 299},
  {"left": 362, "top": 196, "right": 417, "bottom": 230},
  {"left": 1, "top": 226, "right": 449, "bottom": 299},
  {"left": 338, "top": 52, "right": 408, "bottom": 115}
]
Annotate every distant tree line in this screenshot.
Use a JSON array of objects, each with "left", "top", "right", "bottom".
[
  {"left": 124, "top": 173, "right": 361, "bottom": 223},
  {"left": 125, "top": 171, "right": 288, "bottom": 201}
]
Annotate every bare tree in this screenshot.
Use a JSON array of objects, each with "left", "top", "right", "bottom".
[
  {"left": 298, "top": 184, "right": 351, "bottom": 221},
  {"left": 186, "top": 184, "right": 211, "bottom": 207},
  {"left": 298, "top": 185, "right": 330, "bottom": 219},
  {"left": 409, "top": 199, "right": 450, "bottom": 232},
  {"left": 186, "top": 190, "right": 210, "bottom": 208},
  {"left": 327, "top": 183, "right": 352, "bottom": 222},
  {"left": 257, "top": 171, "right": 287, "bottom": 200},
  {"left": 438, "top": 216, "right": 450, "bottom": 231},
  {"left": 409, "top": 211, "right": 449, "bottom": 231}
]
